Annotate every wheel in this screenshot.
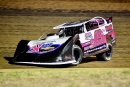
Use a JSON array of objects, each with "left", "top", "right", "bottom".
[
  {"left": 96, "top": 43, "right": 113, "bottom": 61},
  {"left": 71, "top": 45, "right": 83, "bottom": 65}
]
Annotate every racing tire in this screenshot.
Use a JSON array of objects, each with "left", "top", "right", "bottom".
[
  {"left": 96, "top": 43, "right": 113, "bottom": 61},
  {"left": 71, "top": 45, "right": 83, "bottom": 66}
]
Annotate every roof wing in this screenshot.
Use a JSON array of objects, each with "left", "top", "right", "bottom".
[
  {"left": 53, "top": 23, "right": 67, "bottom": 29},
  {"left": 53, "top": 20, "right": 87, "bottom": 29},
  {"left": 53, "top": 16, "right": 108, "bottom": 29}
]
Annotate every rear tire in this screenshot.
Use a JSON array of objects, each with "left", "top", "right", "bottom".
[
  {"left": 96, "top": 43, "right": 113, "bottom": 61},
  {"left": 71, "top": 45, "right": 83, "bottom": 65}
]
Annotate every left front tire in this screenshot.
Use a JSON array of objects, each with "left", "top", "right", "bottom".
[{"left": 71, "top": 45, "right": 83, "bottom": 65}]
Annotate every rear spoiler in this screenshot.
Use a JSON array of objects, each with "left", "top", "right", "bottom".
[{"left": 105, "top": 17, "right": 112, "bottom": 23}]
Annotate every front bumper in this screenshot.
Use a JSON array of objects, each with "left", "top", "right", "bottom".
[
  {"left": 12, "top": 52, "right": 75, "bottom": 65},
  {"left": 13, "top": 36, "right": 74, "bottom": 65},
  {"left": 14, "top": 60, "right": 76, "bottom": 65}
]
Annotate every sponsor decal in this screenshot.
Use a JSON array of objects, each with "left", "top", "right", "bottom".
[
  {"left": 28, "top": 44, "right": 42, "bottom": 53},
  {"left": 82, "top": 42, "right": 91, "bottom": 51},
  {"left": 85, "top": 32, "right": 93, "bottom": 40},
  {"left": 40, "top": 43, "right": 53, "bottom": 49},
  {"left": 40, "top": 46, "right": 55, "bottom": 51},
  {"left": 83, "top": 29, "right": 107, "bottom": 52},
  {"left": 27, "top": 42, "right": 60, "bottom": 54},
  {"left": 86, "top": 43, "right": 106, "bottom": 53}
]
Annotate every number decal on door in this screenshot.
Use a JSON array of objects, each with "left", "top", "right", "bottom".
[{"left": 90, "top": 29, "right": 106, "bottom": 47}]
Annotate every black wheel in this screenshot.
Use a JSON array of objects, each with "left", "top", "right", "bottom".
[
  {"left": 14, "top": 40, "right": 29, "bottom": 57},
  {"left": 96, "top": 43, "right": 113, "bottom": 61},
  {"left": 71, "top": 45, "right": 83, "bottom": 65}
]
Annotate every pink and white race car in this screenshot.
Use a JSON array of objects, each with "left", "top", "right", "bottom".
[{"left": 12, "top": 16, "right": 116, "bottom": 66}]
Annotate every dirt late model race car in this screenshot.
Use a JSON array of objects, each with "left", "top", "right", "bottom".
[{"left": 12, "top": 16, "right": 116, "bottom": 66}]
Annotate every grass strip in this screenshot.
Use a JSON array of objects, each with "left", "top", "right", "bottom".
[{"left": 0, "top": 68, "right": 130, "bottom": 87}]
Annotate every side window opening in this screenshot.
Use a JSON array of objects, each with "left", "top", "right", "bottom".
[
  {"left": 85, "top": 21, "right": 99, "bottom": 31},
  {"left": 74, "top": 25, "right": 84, "bottom": 34},
  {"left": 93, "top": 22, "right": 98, "bottom": 29},
  {"left": 85, "top": 22, "right": 91, "bottom": 31},
  {"left": 98, "top": 19, "right": 105, "bottom": 25},
  {"left": 64, "top": 25, "right": 84, "bottom": 36}
]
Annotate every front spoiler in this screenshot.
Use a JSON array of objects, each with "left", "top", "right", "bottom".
[
  {"left": 13, "top": 36, "right": 75, "bottom": 65},
  {"left": 14, "top": 60, "right": 76, "bottom": 65}
]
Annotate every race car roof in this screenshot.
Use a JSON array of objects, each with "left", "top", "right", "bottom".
[
  {"left": 53, "top": 16, "right": 105, "bottom": 29},
  {"left": 53, "top": 19, "right": 87, "bottom": 29}
]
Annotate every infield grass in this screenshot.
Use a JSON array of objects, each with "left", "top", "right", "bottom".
[{"left": 0, "top": 68, "right": 130, "bottom": 87}]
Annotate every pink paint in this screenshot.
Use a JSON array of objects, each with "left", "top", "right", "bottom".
[
  {"left": 30, "top": 44, "right": 42, "bottom": 53},
  {"left": 81, "top": 43, "right": 87, "bottom": 47},
  {"left": 105, "top": 24, "right": 113, "bottom": 31},
  {"left": 105, "top": 24, "right": 115, "bottom": 39},
  {"left": 107, "top": 30, "right": 116, "bottom": 39},
  {"left": 84, "top": 46, "right": 89, "bottom": 51},
  {"left": 90, "top": 30, "right": 106, "bottom": 47}
]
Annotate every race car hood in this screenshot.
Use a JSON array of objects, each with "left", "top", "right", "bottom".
[
  {"left": 12, "top": 36, "right": 75, "bottom": 64},
  {"left": 26, "top": 36, "right": 71, "bottom": 54}
]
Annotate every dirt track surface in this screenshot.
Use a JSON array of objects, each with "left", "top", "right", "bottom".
[
  {"left": 0, "top": 0, "right": 130, "bottom": 68},
  {"left": 0, "top": 11, "right": 130, "bottom": 69}
]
